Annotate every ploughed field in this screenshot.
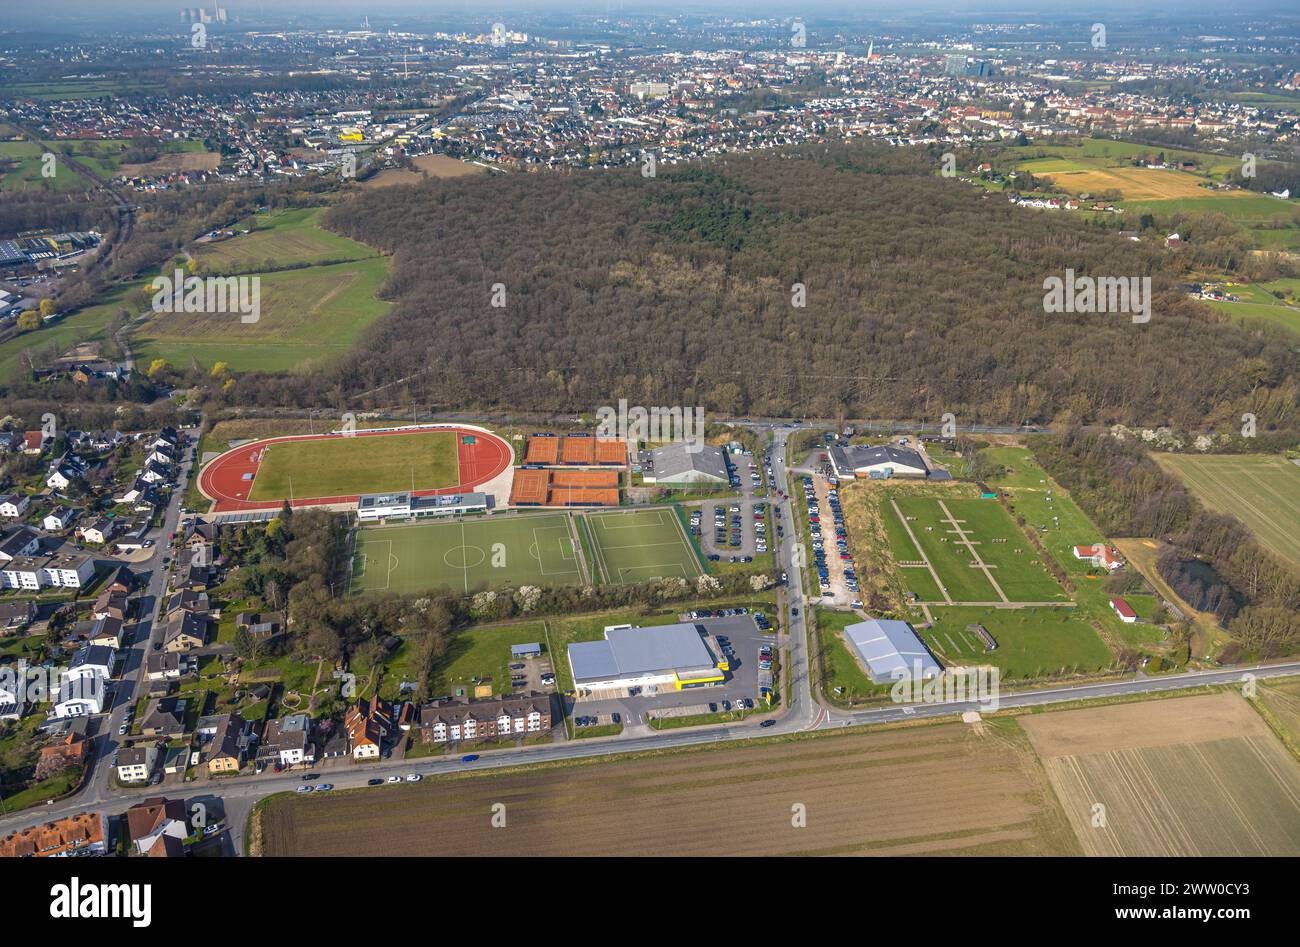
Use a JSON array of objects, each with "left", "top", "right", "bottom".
[
  {"left": 1020, "top": 692, "right": 1300, "bottom": 857},
  {"left": 254, "top": 720, "right": 1079, "bottom": 856}
]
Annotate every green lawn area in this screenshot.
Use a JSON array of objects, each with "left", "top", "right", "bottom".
[
  {"left": 0, "top": 767, "right": 80, "bottom": 811},
  {"left": 428, "top": 621, "right": 549, "bottom": 698},
  {"left": 129, "top": 255, "right": 392, "bottom": 373},
  {"left": 815, "top": 608, "right": 889, "bottom": 703},
  {"left": 1122, "top": 193, "right": 1297, "bottom": 224},
  {"left": 195, "top": 208, "right": 380, "bottom": 273},
  {"left": 251, "top": 429, "right": 458, "bottom": 501},
  {"left": 351, "top": 512, "right": 581, "bottom": 595},
  {"left": 3, "top": 80, "right": 162, "bottom": 100},
  {"left": 0, "top": 139, "right": 83, "bottom": 192},
  {"left": 920, "top": 604, "right": 1113, "bottom": 680},
  {"left": 585, "top": 507, "right": 702, "bottom": 585}
]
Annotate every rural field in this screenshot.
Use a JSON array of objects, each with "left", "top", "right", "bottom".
[
  {"left": 250, "top": 430, "right": 458, "bottom": 501},
  {"left": 0, "top": 139, "right": 82, "bottom": 192},
  {"left": 130, "top": 256, "right": 391, "bottom": 372},
  {"left": 585, "top": 507, "right": 702, "bottom": 585},
  {"left": 193, "top": 208, "right": 379, "bottom": 272},
  {"left": 129, "top": 206, "right": 390, "bottom": 372},
  {"left": 1006, "top": 137, "right": 1299, "bottom": 246},
  {"left": 1151, "top": 453, "right": 1300, "bottom": 569},
  {"left": 1021, "top": 692, "right": 1300, "bottom": 856},
  {"left": 363, "top": 154, "right": 487, "bottom": 187},
  {"left": 1029, "top": 165, "right": 1213, "bottom": 201},
  {"left": 253, "top": 718, "right": 1080, "bottom": 856},
  {"left": 351, "top": 512, "right": 584, "bottom": 594}
]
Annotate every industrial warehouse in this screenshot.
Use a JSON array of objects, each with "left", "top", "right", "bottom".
[
  {"left": 568, "top": 623, "right": 729, "bottom": 699},
  {"left": 843, "top": 618, "right": 943, "bottom": 684}
]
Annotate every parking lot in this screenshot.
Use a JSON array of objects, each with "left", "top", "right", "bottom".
[
  {"left": 509, "top": 652, "right": 557, "bottom": 695},
  {"left": 568, "top": 614, "right": 779, "bottom": 732},
  {"left": 802, "top": 474, "right": 860, "bottom": 607},
  {"left": 689, "top": 445, "right": 775, "bottom": 565}
]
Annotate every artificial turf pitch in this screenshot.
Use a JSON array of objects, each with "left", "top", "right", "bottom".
[{"left": 585, "top": 507, "right": 702, "bottom": 585}]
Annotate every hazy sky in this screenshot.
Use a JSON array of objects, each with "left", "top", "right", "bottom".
[{"left": 5, "top": 0, "right": 1290, "bottom": 21}]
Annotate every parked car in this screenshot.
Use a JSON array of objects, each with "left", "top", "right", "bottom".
[
  {"left": 367, "top": 778, "right": 384, "bottom": 786},
  {"left": 387, "top": 775, "right": 402, "bottom": 783},
  {"left": 296, "top": 785, "right": 313, "bottom": 793},
  {"left": 315, "top": 784, "right": 334, "bottom": 791},
  {"left": 405, "top": 773, "right": 422, "bottom": 782}
]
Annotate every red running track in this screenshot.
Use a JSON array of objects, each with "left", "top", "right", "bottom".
[{"left": 198, "top": 426, "right": 513, "bottom": 513}]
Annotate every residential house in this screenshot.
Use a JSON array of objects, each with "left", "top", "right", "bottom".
[
  {"left": 0, "top": 493, "right": 30, "bottom": 518},
  {"left": 259, "top": 713, "right": 315, "bottom": 769},
  {"left": 166, "top": 588, "right": 210, "bottom": 616},
  {"left": 42, "top": 552, "right": 96, "bottom": 588},
  {"left": 77, "top": 517, "right": 116, "bottom": 546},
  {"left": 145, "top": 651, "right": 195, "bottom": 681},
  {"left": 1, "top": 555, "right": 47, "bottom": 590},
  {"left": 139, "top": 696, "right": 188, "bottom": 738},
  {"left": 92, "top": 586, "right": 129, "bottom": 622},
  {"left": 21, "top": 430, "right": 46, "bottom": 455},
  {"left": 126, "top": 797, "right": 188, "bottom": 855},
  {"left": 416, "top": 692, "right": 553, "bottom": 744},
  {"left": 65, "top": 644, "right": 115, "bottom": 684},
  {"left": 85, "top": 616, "right": 124, "bottom": 650},
  {"left": 0, "top": 526, "right": 40, "bottom": 562},
  {"left": 0, "top": 811, "right": 107, "bottom": 857},
  {"left": 42, "top": 506, "right": 78, "bottom": 532},
  {"left": 146, "top": 444, "right": 176, "bottom": 467},
  {"left": 99, "top": 566, "right": 132, "bottom": 596},
  {"left": 138, "top": 461, "right": 171, "bottom": 486},
  {"left": 45, "top": 459, "right": 84, "bottom": 492},
  {"left": 51, "top": 674, "right": 104, "bottom": 718},
  {"left": 38, "top": 730, "right": 89, "bottom": 771},
  {"left": 343, "top": 695, "right": 393, "bottom": 760},
  {"left": 0, "top": 600, "right": 36, "bottom": 633},
  {"left": 1073, "top": 544, "right": 1124, "bottom": 571},
  {"left": 236, "top": 611, "right": 283, "bottom": 640},
  {"left": 162, "top": 610, "right": 208, "bottom": 653},
  {"left": 116, "top": 744, "right": 158, "bottom": 783},
  {"left": 205, "top": 713, "right": 248, "bottom": 774}
]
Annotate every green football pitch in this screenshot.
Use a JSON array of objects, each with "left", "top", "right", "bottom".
[
  {"left": 350, "top": 513, "right": 583, "bottom": 595},
  {"left": 249, "top": 430, "right": 458, "bottom": 501},
  {"left": 585, "top": 507, "right": 703, "bottom": 585}
]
